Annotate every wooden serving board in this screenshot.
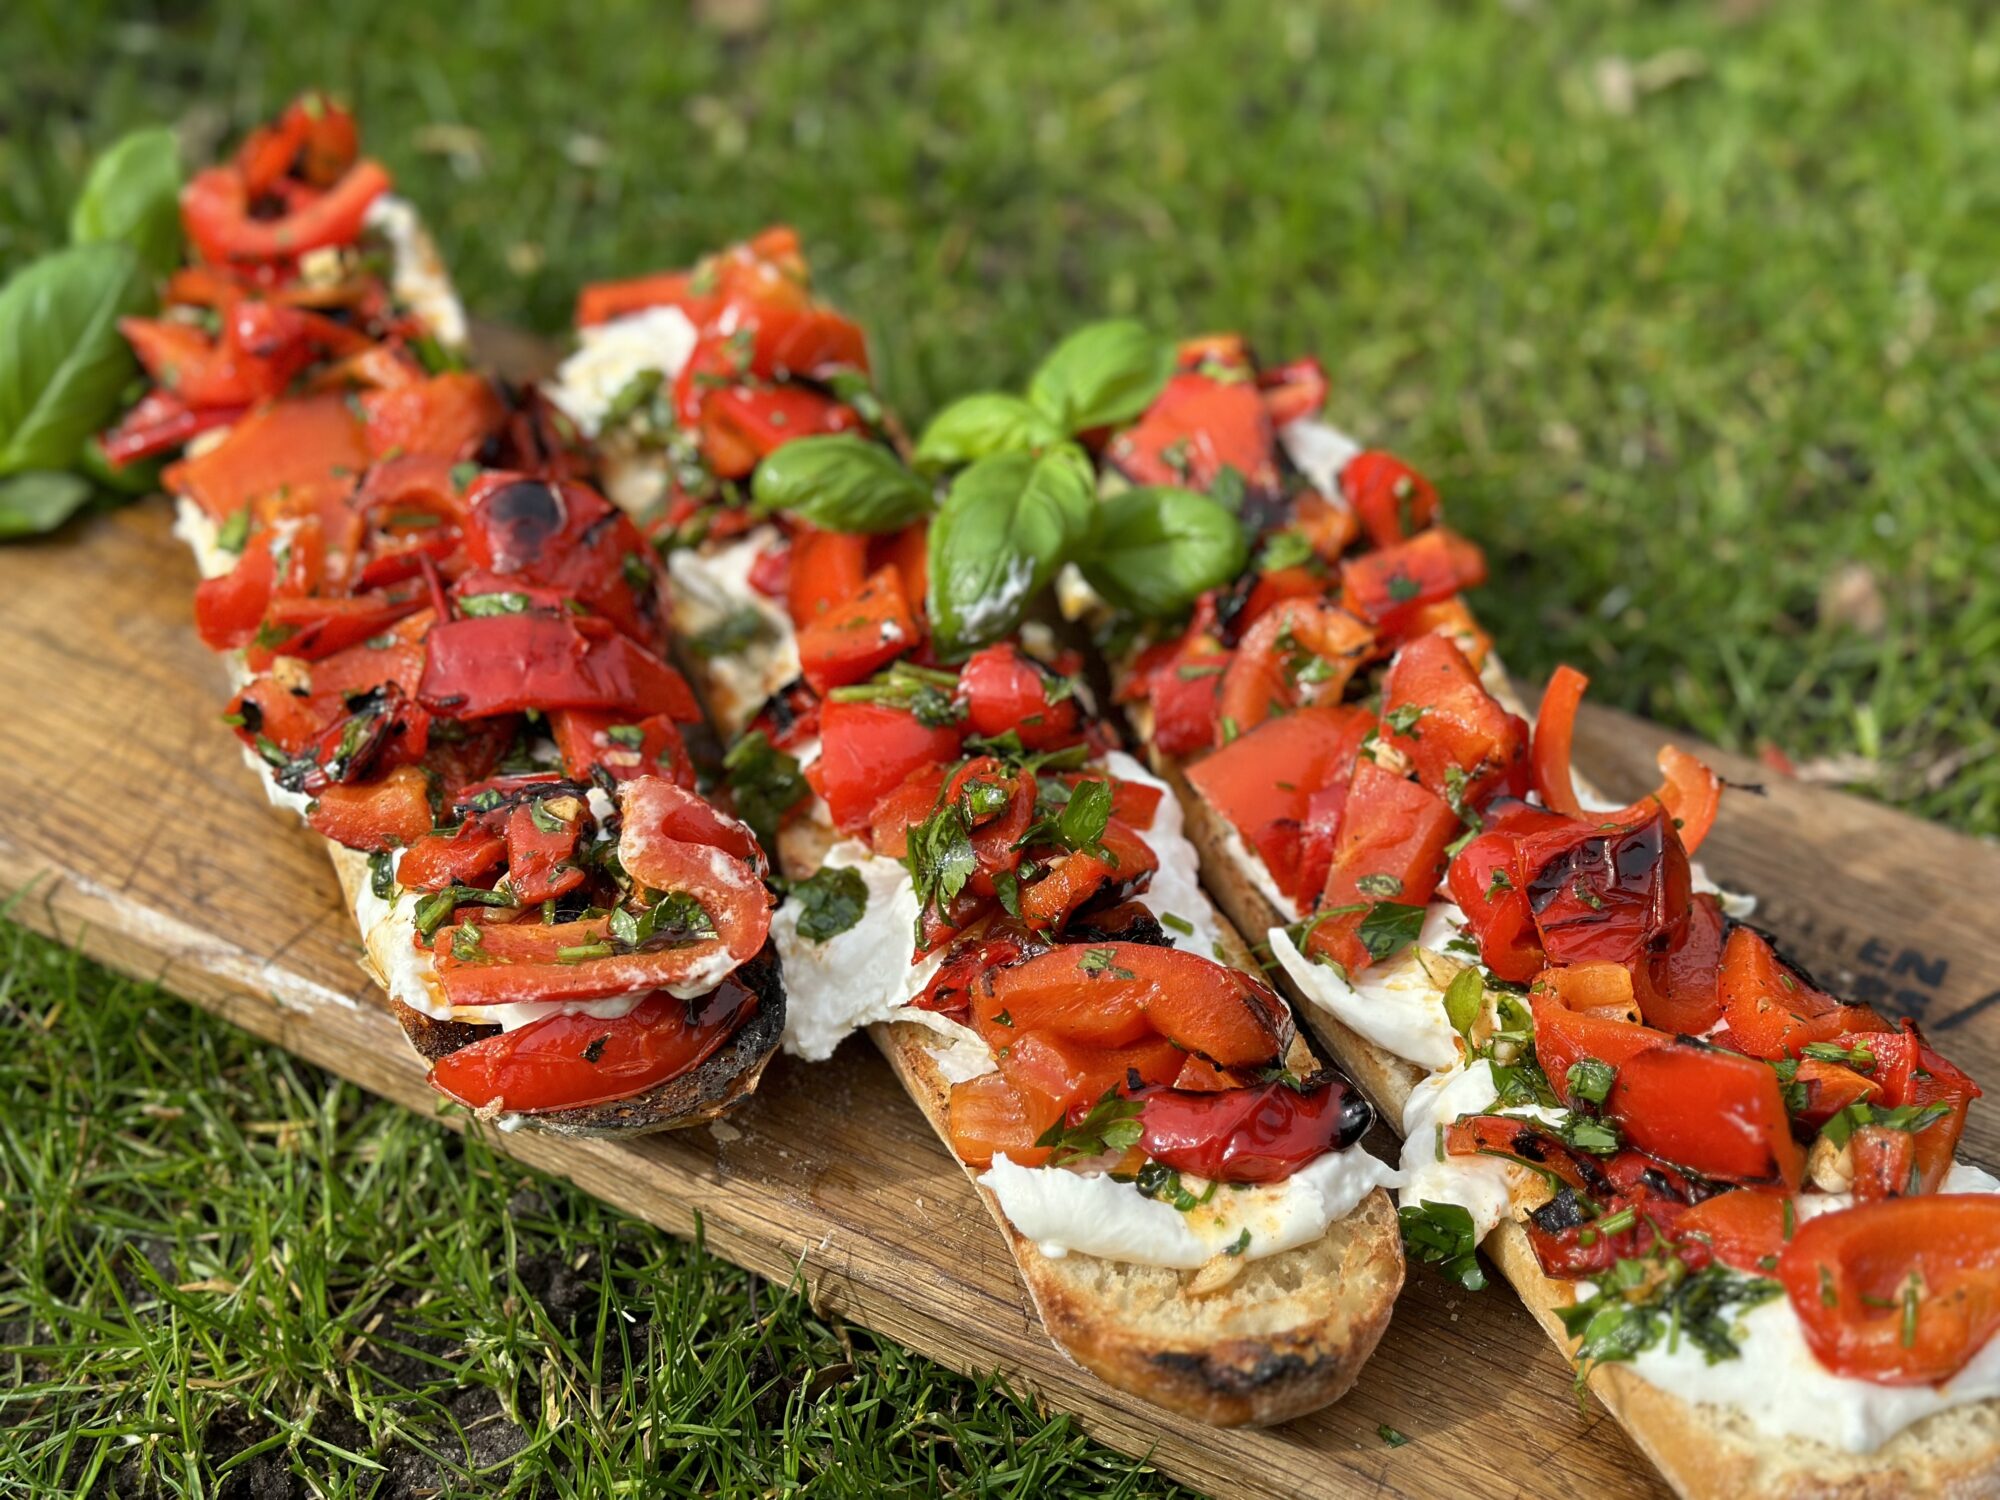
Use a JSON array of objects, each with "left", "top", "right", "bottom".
[{"left": 7, "top": 429, "right": 2000, "bottom": 1500}]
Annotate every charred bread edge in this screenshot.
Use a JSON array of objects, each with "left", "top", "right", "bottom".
[{"left": 1133, "top": 701, "right": 2000, "bottom": 1493}]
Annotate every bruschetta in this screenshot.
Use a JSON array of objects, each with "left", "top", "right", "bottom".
[
  {"left": 1090, "top": 334, "right": 2000, "bottom": 1496},
  {"left": 543, "top": 251, "right": 1407, "bottom": 1424},
  {"left": 107, "top": 97, "right": 785, "bottom": 1136}
]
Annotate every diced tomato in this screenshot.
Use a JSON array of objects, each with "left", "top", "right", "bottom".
[
  {"left": 193, "top": 529, "right": 281, "bottom": 649},
  {"left": 305, "top": 764, "right": 434, "bottom": 852},
  {"left": 249, "top": 590, "right": 424, "bottom": 668},
  {"left": 787, "top": 527, "right": 871, "bottom": 627},
  {"left": 1639, "top": 891, "right": 1728, "bottom": 1035},
  {"left": 166, "top": 394, "right": 369, "bottom": 521},
  {"left": 359, "top": 372, "right": 507, "bottom": 462},
  {"left": 1306, "top": 762, "right": 1459, "bottom": 973},
  {"left": 1391, "top": 596, "right": 1493, "bottom": 672},
  {"left": 430, "top": 984, "right": 756, "bottom": 1115},
  {"left": 1529, "top": 665, "right": 1590, "bottom": 819},
  {"left": 971, "top": 943, "right": 1290, "bottom": 1071},
  {"left": 399, "top": 821, "right": 508, "bottom": 892},
  {"left": 1716, "top": 927, "right": 1890, "bottom": 1060},
  {"left": 805, "top": 700, "right": 964, "bottom": 833},
  {"left": 1234, "top": 564, "right": 1325, "bottom": 635},
  {"left": 1531, "top": 994, "right": 1668, "bottom": 1101},
  {"left": 1843, "top": 1025, "right": 1982, "bottom": 1195},
  {"left": 1792, "top": 1057, "right": 1881, "bottom": 1130},
  {"left": 550, "top": 709, "right": 692, "bottom": 788},
  {"left": 1185, "top": 705, "right": 1370, "bottom": 903},
  {"left": 460, "top": 475, "right": 659, "bottom": 644},
  {"left": 1340, "top": 451, "right": 1439, "bottom": 549},
  {"left": 182, "top": 157, "right": 391, "bottom": 267},
  {"left": 1676, "top": 1189, "right": 1790, "bottom": 1275},
  {"left": 502, "top": 795, "right": 587, "bottom": 905},
  {"left": 870, "top": 520, "right": 930, "bottom": 612},
  {"left": 1446, "top": 828, "right": 1544, "bottom": 984},
  {"left": 1147, "top": 639, "right": 1229, "bottom": 757},
  {"left": 1107, "top": 369, "right": 1282, "bottom": 502},
  {"left": 1534, "top": 962, "right": 1640, "bottom": 1023},
  {"left": 1217, "top": 601, "right": 1374, "bottom": 740},
  {"left": 1257, "top": 356, "right": 1329, "bottom": 428},
  {"left": 1291, "top": 489, "right": 1359, "bottom": 564},
  {"left": 1518, "top": 805, "right": 1692, "bottom": 969},
  {"left": 950, "top": 758, "right": 1037, "bottom": 899},
  {"left": 957, "top": 642, "right": 1082, "bottom": 751},
  {"left": 994, "top": 1031, "right": 1186, "bottom": 1123},
  {"left": 795, "top": 566, "right": 918, "bottom": 694},
  {"left": 698, "top": 384, "right": 861, "bottom": 479},
  {"left": 1139, "top": 1080, "right": 1371, "bottom": 1185},
  {"left": 1381, "top": 632, "right": 1528, "bottom": 811},
  {"left": 420, "top": 614, "right": 698, "bottom": 722},
  {"left": 1780, "top": 1196, "right": 2000, "bottom": 1385},
  {"left": 1339, "top": 528, "right": 1486, "bottom": 632},
  {"left": 947, "top": 1070, "right": 1054, "bottom": 1170},
  {"left": 1017, "top": 819, "right": 1159, "bottom": 933},
  {"left": 866, "top": 763, "right": 948, "bottom": 858},
  {"left": 1606, "top": 1040, "right": 1805, "bottom": 1190}
]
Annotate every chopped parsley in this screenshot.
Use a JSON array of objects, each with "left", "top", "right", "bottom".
[
  {"left": 1034, "top": 1087, "right": 1144, "bottom": 1166},
  {"left": 458, "top": 591, "right": 535, "bottom": 617},
  {"left": 722, "top": 731, "right": 808, "bottom": 857},
  {"left": 686, "top": 607, "right": 774, "bottom": 659},
  {"left": 1556, "top": 1252, "right": 1783, "bottom": 1391},
  {"left": 1077, "top": 947, "right": 1137, "bottom": 981},
  {"left": 1398, "top": 1199, "right": 1487, "bottom": 1291}
]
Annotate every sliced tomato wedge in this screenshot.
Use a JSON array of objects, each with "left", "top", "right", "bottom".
[
  {"left": 957, "top": 642, "right": 1082, "bottom": 750},
  {"left": 1138, "top": 1080, "right": 1371, "bottom": 1184},
  {"left": 1780, "top": 1196, "right": 2000, "bottom": 1385},
  {"left": 795, "top": 566, "right": 919, "bottom": 694},
  {"left": 971, "top": 943, "right": 1290, "bottom": 1070},
  {"left": 1381, "top": 632, "right": 1527, "bottom": 811},
  {"left": 1306, "top": 762, "right": 1459, "bottom": 973},
  {"left": 1606, "top": 1039, "right": 1805, "bottom": 1190},
  {"left": 806, "top": 700, "right": 964, "bottom": 833},
  {"left": 305, "top": 764, "right": 434, "bottom": 852},
  {"left": 419, "top": 614, "right": 698, "bottom": 722},
  {"left": 787, "top": 527, "right": 871, "bottom": 627},
  {"left": 1340, "top": 451, "right": 1439, "bottom": 549},
  {"left": 429, "top": 984, "right": 757, "bottom": 1115}
]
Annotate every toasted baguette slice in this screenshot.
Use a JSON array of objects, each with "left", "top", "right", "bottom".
[
  {"left": 872, "top": 1007, "right": 1401, "bottom": 1427},
  {"left": 326, "top": 813, "right": 787, "bottom": 1138},
  {"left": 1133, "top": 699, "right": 2000, "bottom": 1493}
]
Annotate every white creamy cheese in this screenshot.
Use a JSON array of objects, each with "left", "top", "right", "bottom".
[
  {"left": 1269, "top": 904, "right": 1468, "bottom": 1072},
  {"left": 1395, "top": 1059, "right": 1570, "bottom": 1239},
  {"left": 1600, "top": 1166, "right": 2000, "bottom": 1453},
  {"left": 665, "top": 529, "right": 799, "bottom": 737},
  {"left": 771, "top": 840, "right": 944, "bottom": 1061},
  {"left": 981, "top": 1147, "right": 1400, "bottom": 1270},
  {"left": 1278, "top": 416, "right": 1363, "bottom": 500},
  {"left": 1213, "top": 817, "right": 1302, "bottom": 922},
  {"left": 363, "top": 195, "right": 468, "bottom": 351},
  {"left": 545, "top": 305, "right": 698, "bottom": 438}
]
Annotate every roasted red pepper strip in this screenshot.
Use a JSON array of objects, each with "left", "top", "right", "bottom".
[{"left": 418, "top": 614, "right": 698, "bottom": 722}]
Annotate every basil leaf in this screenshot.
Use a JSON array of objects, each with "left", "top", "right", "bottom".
[
  {"left": 1076, "top": 486, "right": 1248, "bottom": 619},
  {"left": 1025, "top": 319, "right": 1175, "bottom": 432},
  {"left": 925, "top": 443, "right": 1094, "bottom": 658},
  {"left": 70, "top": 127, "right": 183, "bottom": 277},
  {"left": 791, "top": 865, "right": 868, "bottom": 943},
  {"left": 0, "top": 471, "right": 94, "bottom": 540},
  {"left": 0, "top": 243, "right": 152, "bottom": 477},
  {"left": 750, "top": 434, "right": 932, "bottom": 534},
  {"left": 913, "top": 393, "right": 1063, "bottom": 470}
]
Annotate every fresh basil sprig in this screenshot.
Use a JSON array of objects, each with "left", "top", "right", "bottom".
[
  {"left": 70, "top": 127, "right": 183, "bottom": 278},
  {"left": 925, "top": 442, "right": 1095, "bottom": 658},
  {"left": 0, "top": 125, "right": 184, "bottom": 541},
  {"left": 1075, "top": 486, "right": 1248, "bottom": 618},
  {"left": 750, "top": 433, "right": 935, "bottom": 534},
  {"left": 914, "top": 318, "right": 1175, "bottom": 471}
]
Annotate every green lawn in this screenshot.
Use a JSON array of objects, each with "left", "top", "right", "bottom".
[{"left": 4, "top": 0, "right": 1997, "bottom": 1493}]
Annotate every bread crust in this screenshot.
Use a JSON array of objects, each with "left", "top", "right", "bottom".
[
  {"left": 872, "top": 1015, "right": 1402, "bottom": 1427},
  {"left": 1139, "top": 712, "right": 2000, "bottom": 1491},
  {"left": 328, "top": 840, "right": 785, "bottom": 1138}
]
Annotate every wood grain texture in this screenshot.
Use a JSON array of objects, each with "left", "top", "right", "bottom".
[{"left": 4, "top": 466, "right": 1996, "bottom": 1500}]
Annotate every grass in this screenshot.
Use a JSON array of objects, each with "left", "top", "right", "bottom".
[{"left": 1, "top": 0, "right": 1997, "bottom": 1492}]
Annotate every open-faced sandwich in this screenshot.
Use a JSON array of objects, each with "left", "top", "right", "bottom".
[
  {"left": 104, "top": 97, "right": 784, "bottom": 1136},
  {"left": 542, "top": 245, "right": 1406, "bottom": 1426},
  {"left": 1077, "top": 334, "right": 2000, "bottom": 1496}
]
